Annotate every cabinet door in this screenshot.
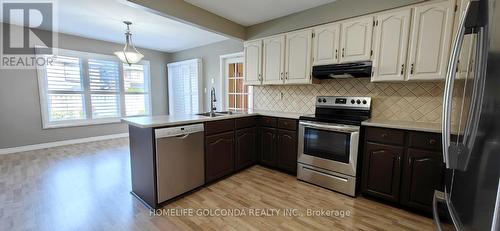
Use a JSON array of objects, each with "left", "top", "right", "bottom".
[
  {"left": 244, "top": 40, "right": 262, "bottom": 85},
  {"left": 361, "top": 142, "right": 403, "bottom": 202},
  {"left": 260, "top": 127, "right": 278, "bottom": 167},
  {"left": 205, "top": 132, "right": 235, "bottom": 183},
  {"left": 371, "top": 9, "right": 412, "bottom": 82},
  {"left": 284, "top": 29, "right": 312, "bottom": 84},
  {"left": 262, "top": 35, "right": 286, "bottom": 85},
  {"left": 312, "top": 23, "right": 341, "bottom": 65},
  {"left": 401, "top": 149, "right": 444, "bottom": 211},
  {"left": 340, "top": 16, "right": 374, "bottom": 63},
  {"left": 406, "top": 0, "right": 454, "bottom": 80},
  {"left": 277, "top": 129, "right": 298, "bottom": 174},
  {"left": 235, "top": 127, "right": 256, "bottom": 170}
]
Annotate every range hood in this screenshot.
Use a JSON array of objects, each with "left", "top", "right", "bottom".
[{"left": 312, "top": 61, "right": 372, "bottom": 79}]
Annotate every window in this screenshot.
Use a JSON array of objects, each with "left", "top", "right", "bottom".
[
  {"left": 222, "top": 54, "right": 252, "bottom": 110},
  {"left": 37, "top": 48, "right": 151, "bottom": 128},
  {"left": 167, "top": 59, "right": 202, "bottom": 115}
]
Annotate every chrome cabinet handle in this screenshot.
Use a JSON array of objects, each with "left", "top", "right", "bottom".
[
  {"left": 401, "top": 64, "right": 405, "bottom": 75},
  {"left": 335, "top": 49, "right": 338, "bottom": 59},
  {"left": 442, "top": 1, "right": 471, "bottom": 169},
  {"left": 280, "top": 72, "right": 283, "bottom": 80},
  {"left": 410, "top": 63, "right": 414, "bottom": 75},
  {"left": 342, "top": 48, "right": 345, "bottom": 58},
  {"left": 285, "top": 72, "right": 288, "bottom": 80}
]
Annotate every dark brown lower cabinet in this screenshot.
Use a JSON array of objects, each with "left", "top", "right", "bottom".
[
  {"left": 260, "top": 127, "right": 278, "bottom": 167},
  {"left": 235, "top": 127, "right": 257, "bottom": 170},
  {"left": 277, "top": 129, "right": 298, "bottom": 174},
  {"left": 362, "top": 142, "right": 403, "bottom": 202},
  {"left": 400, "top": 148, "right": 444, "bottom": 211},
  {"left": 205, "top": 131, "right": 235, "bottom": 183}
]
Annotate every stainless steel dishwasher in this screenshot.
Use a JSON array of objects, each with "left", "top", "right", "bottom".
[{"left": 155, "top": 123, "right": 204, "bottom": 203}]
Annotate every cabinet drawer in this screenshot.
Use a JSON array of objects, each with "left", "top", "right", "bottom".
[
  {"left": 408, "top": 131, "right": 442, "bottom": 151},
  {"left": 365, "top": 127, "right": 405, "bottom": 145},
  {"left": 260, "top": 116, "right": 277, "bottom": 128},
  {"left": 205, "top": 119, "right": 234, "bottom": 135},
  {"left": 277, "top": 118, "right": 297, "bottom": 131},
  {"left": 235, "top": 116, "right": 258, "bottom": 129}
]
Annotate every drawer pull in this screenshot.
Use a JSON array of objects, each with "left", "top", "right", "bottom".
[
  {"left": 381, "top": 133, "right": 388, "bottom": 138},
  {"left": 429, "top": 139, "right": 437, "bottom": 145}
]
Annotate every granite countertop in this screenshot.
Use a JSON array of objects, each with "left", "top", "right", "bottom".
[
  {"left": 361, "top": 118, "right": 443, "bottom": 133},
  {"left": 122, "top": 109, "right": 305, "bottom": 128}
]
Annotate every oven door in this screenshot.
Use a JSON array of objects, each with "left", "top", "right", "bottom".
[{"left": 298, "top": 120, "right": 360, "bottom": 176}]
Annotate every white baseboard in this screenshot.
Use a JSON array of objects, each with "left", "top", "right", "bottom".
[{"left": 0, "top": 133, "right": 129, "bottom": 155}]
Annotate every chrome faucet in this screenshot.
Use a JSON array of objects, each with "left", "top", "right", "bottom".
[{"left": 210, "top": 87, "right": 217, "bottom": 116}]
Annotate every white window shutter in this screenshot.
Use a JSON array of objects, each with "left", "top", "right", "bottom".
[{"left": 167, "top": 59, "right": 202, "bottom": 115}]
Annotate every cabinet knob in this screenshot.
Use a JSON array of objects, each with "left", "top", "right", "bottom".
[
  {"left": 429, "top": 139, "right": 437, "bottom": 145},
  {"left": 381, "top": 133, "right": 388, "bottom": 138}
]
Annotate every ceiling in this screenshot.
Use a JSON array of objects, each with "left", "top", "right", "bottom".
[
  {"left": 2, "top": 0, "right": 229, "bottom": 52},
  {"left": 184, "top": 0, "right": 337, "bottom": 26}
]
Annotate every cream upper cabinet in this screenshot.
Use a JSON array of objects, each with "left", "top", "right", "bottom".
[
  {"left": 284, "top": 29, "right": 312, "bottom": 84},
  {"left": 262, "top": 35, "right": 286, "bottom": 85},
  {"left": 371, "top": 9, "right": 412, "bottom": 82},
  {"left": 312, "top": 23, "right": 340, "bottom": 65},
  {"left": 406, "top": 0, "right": 455, "bottom": 81},
  {"left": 340, "top": 16, "right": 374, "bottom": 63},
  {"left": 244, "top": 40, "right": 263, "bottom": 85}
]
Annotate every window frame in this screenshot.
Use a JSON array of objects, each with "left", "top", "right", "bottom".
[
  {"left": 36, "top": 48, "right": 152, "bottom": 129},
  {"left": 167, "top": 58, "right": 203, "bottom": 115}
]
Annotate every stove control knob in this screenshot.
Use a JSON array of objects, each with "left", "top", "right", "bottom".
[
  {"left": 351, "top": 99, "right": 355, "bottom": 104},
  {"left": 318, "top": 98, "right": 322, "bottom": 103},
  {"left": 323, "top": 98, "right": 327, "bottom": 103},
  {"left": 356, "top": 99, "right": 361, "bottom": 104},
  {"left": 362, "top": 100, "right": 367, "bottom": 104}
]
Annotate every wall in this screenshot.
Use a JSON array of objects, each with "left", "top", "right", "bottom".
[
  {"left": 246, "top": 0, "right": 426, "bottom": 40},
  {"left": 170, "top": 39, "right": 244, "bottom": 111},
  {"left": 254, "top": 78, "right": 454, "bottom": 124},
  {"left": 0, "top": 23, "right": 170, "bottom": 149}
]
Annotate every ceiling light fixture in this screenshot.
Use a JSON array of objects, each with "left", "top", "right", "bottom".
[{"left": 114, "top": 21, "right": 144, "bottom": 65}]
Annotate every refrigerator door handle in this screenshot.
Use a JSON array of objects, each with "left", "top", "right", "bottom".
[
  {"left": 442, "top": 1, "right": 471, "bottom": 169},
  {"left": 433, "top": 190, "right": 446, "bottom": 231}
]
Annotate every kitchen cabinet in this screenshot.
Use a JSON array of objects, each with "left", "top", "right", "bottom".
[
  {"left": 340, "top": 16, "right": 374, "bottom": 63},
  {"left": 312, "top": 23, "right": 341, "bottom": 65},
  {"left": 371, "top": 9, "right": 412, "bottom": 82},
  {"left": 277, "top": 129, "right": 298, "bottom": 174},
  {"left": 205, "top": 131, "right": 235, "bottom": 183},
  {"left": 244, "top": 40, "right": 263, "bottom": 85},
  {"left": 361, "top": 126, "right": 445, "bottom": 213},
  {"left": 362, "top": 142, "right": 403, "bottom": 202},
  {"left": 260, "top": 127, "right": 278, "bottom": 167},
  {"left": 284, "top": 29, "right": 313, "bottom": 84},
  {"left": 406, "top": 0, "right": 455, "bottom": 81},
  {"left": 235, "top": 127, "right": 257, "bottom": 170},
  {"left": 401, "top": 148, "right": 444, "bottom": 211},
  {"left": 263, "top": 35, "right": 286, "bottom": 85}
]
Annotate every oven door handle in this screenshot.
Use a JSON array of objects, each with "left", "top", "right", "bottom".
[{"left": 299, "top": 121, "right": 359, "bottom": 133}]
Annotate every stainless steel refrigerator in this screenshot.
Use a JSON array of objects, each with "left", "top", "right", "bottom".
[{"left": 435, "top": 0, "right": 500, "bottom": 230}]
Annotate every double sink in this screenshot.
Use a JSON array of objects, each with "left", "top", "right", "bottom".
[{"left": 196, "top": 111, "right": 242, "bottom": 117}]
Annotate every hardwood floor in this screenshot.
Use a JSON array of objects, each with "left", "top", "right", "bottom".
[{"left": 0, "top": 138, "right": 434, "bottom": 230}]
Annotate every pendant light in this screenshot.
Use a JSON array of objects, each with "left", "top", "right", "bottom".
[{"left": 114, "top": 21, "right": 144, "bottom": 65}]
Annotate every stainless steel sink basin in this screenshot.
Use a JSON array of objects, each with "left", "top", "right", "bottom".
[
  {"left": 196, "top": 112, "right": 226, "bottom": 117},
  {"left": 215, "top": 111, "right": 244, "bottom": 115}
]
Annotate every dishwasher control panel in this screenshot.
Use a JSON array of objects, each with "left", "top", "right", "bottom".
[{"left": 155, "top": 123, "right": 204, "bottom": 138}]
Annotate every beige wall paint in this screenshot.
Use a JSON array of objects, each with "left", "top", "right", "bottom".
[
  {"left": 170, "top": 39, "right": 244, "bottom": 112},
  {"left": 126, "top": 0, "right": 246, "bottom": 40},
  {"left": 246, "top": 0, "right": 426, "bottom": 40},
  {"left": 0, "top": 23, "right": 170, "bottom": 149}
]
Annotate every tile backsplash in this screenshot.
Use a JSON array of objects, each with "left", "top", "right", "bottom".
[{"left": 253, "top": 78, "right": 447, "bottom": 123}]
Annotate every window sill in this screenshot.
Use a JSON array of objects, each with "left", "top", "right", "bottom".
[{"left": 42, "top": 117, "right": 128, "bottom": 129}]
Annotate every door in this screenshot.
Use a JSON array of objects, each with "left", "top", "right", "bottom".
[
  {"left": 312, "top": 23, "right": 341, "bottom": 65},
  {"left": 340, "top": 16, "right": 374, "bottom": 63},
  {"left": 235, "top": 127, "right": 256, "bottom": 170},
  {"left": 262, "top": 35, "right": 285, "bottom": 85},
  {"left": 205, "top": 131, "right": 235, "bottom": 182},
  {"left": 224, "top": 56, "right": 253, "bottom": 110},
  {"left": 371, "top": 9, "right": 412, "bottom": 82},
  {"left": 260, "top": 127, "right": 278, "bottom": 167},
  {"left": 284, "top": 29, "right": 312, "bottom": 84},
  {"left": 401, "top": 149, "right": 444, "bottom": 211},
  {"left": 406, "top": 0, "right": 455, "bottom": 80},
  {"left": 244, "top": 40, "right": 262, "bottom": 85},
  {"left": 277, "top": 129, "right": 298, "bottom": 174},
  {"left": 361, "top": 142, "right": 403, "bottom": 202}
]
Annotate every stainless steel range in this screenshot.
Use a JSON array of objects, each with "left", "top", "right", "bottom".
[{"left": 297, "top": 96, "right": 371, "bottom": 196}]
